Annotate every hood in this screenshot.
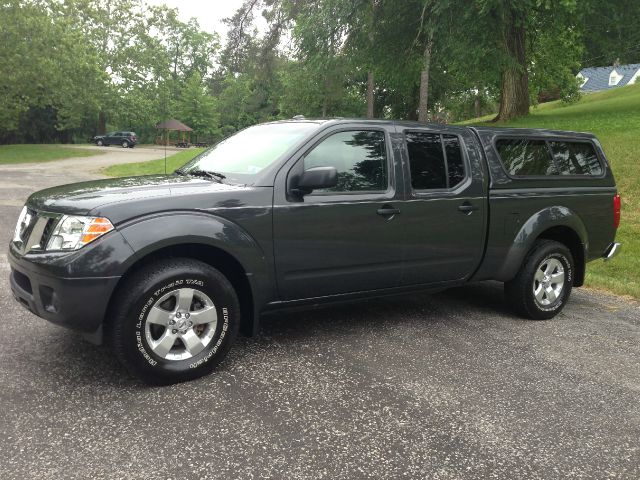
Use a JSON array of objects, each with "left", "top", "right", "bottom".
[{"left": 26, "top": 174, "right": 251, "bottom": 222}]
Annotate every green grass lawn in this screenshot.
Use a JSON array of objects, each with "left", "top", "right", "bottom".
[
  {"left": 462, "top": 83, "right": 640, "bottom": 298},
  {"left": 0, "top": 144, "right": 102, "bottom": 164},
  {"left": 102, "top": 148, "right": 205, "bottom": 177}
]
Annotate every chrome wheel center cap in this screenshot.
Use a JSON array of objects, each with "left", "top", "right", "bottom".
[{"left": 175, "top": 312, "right": 192, "bottom": 333}]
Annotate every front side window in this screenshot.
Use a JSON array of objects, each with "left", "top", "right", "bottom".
[
  {"left": 406, "top": 132, "right": 466, "bottom": 190},
  {"left": 549, "top": 141, "right": 602, "bottom": 175},
  {"left": 496, "top": 139, "right": 558, "bottom": 176},
  {"left": 303, "top": 130, "right": 388, "bottom": 193}
]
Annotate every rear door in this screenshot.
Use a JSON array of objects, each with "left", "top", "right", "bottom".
[
  {"left": 272, "top": 124, "right": 405, "bottom": 300},
  {"left": 396, "top": 126, "right": 487, "bottom": 285}
]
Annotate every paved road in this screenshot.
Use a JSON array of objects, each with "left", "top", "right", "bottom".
[{"left": 1, "top": 151, "right": 639, "bottom": 479}]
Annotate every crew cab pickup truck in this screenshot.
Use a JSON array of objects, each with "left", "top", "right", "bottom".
[{"left": 9, "top": 119, "right": 621, "bottom": 384}]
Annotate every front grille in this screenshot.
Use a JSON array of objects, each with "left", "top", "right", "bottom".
[
  {"left": 40, "top": 217, "right": 57, "bottom": 250},
  {"left": 13, "top": 209, "right": 62, "bottom": 252}
]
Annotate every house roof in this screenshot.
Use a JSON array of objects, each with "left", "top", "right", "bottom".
[
  {"left": 578, "top": 63, "right": 640, "bottom": 92},
  {"left": 155, "top": 119, "right": 193, "bottom": 131}
]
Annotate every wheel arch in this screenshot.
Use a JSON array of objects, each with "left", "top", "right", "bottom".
[
  {"left": 495, "top": 206, "right": 588, "bottom": 286},
  {"left": 106, "top": 242, "right": 258, "bottom": 337}
]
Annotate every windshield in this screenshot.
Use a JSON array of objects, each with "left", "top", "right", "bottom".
[{"left": 180, "top": 122, "right": 320, "bottom": 183}]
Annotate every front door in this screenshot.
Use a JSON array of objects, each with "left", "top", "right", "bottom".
[{"left": 273, "top": 126, "right": 405, "bottom": 300}]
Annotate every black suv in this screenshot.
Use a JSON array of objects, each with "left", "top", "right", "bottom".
[
  {"left": 10, "top": 119, "right": 621, "bottom": 384},
  {"left": 93, "top": 131, "right": 138, "bottom": 148}
]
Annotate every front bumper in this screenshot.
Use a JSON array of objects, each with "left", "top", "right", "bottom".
[{"left": 9, "top": 253, "right": 120, "bottom": 343}]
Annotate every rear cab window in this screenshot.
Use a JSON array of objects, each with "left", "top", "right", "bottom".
[
  {"left": 405, "top": 131, "right": 467, "bottom": 191},
  {"left": 495, "top": 138, "right": 603, "bottom": 177}
]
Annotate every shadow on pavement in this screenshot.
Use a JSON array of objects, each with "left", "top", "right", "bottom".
[{"left": 37, "top": 281, "right": 512, "bottom": 387}]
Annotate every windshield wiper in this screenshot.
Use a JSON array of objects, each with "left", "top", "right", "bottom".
[{"left": 177, "top": 169, "right": 226, "bottom": 182}]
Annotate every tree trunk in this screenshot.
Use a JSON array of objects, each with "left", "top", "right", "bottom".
[
  {"left": 322, "top": 88, "right": 328, "bottom": 118},
  {"left": 366, "top": 0, "right": 376, "bottom": 119},
  {"left": 366, "top": 71, "right": 375, "bottom": 118},
  {"left": 98, "top": 111, "right": 106, "bottom": 135},
  {"left": 418, "top": 30, "right": 433, "bottom": 123},
  {"left": 474, "top": 93, "right": 481, "bottom": 118},
  {"left": 495, "top": 7, "right": 529, "bottom": 121}
]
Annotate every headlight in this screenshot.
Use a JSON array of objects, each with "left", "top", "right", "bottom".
[{"left": 46, "top": 215, "right": 114, "bottom": 251}]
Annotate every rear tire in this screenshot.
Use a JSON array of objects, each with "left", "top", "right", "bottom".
[
  {"left": 107, "top": 258, "right": 240, "bottom": 385},
  {"left": 504, "top": 240, "right": 574, "bottom": 320}
]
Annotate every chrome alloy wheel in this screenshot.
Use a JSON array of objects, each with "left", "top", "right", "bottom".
[
  {"left": 144, "top": 288, "right": 218, "bottom": 361},
  {"left": 533, "top": 257, "right": 565, "bottom": 307}
]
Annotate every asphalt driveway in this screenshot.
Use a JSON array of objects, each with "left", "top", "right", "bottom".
[{"left": 0, "top": 151, "right": 638, "bottom": 479}]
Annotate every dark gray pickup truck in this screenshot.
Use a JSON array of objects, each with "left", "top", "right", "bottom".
[{"left": 9, "top": 119, "right": 621, "bottom": 384}]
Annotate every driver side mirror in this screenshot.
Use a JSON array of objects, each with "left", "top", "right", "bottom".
[{"left": 292, "top": 166, "right": 338, "bottom": 196}]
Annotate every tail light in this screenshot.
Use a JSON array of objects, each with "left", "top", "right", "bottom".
[{"left": 613, "top": 193, "right": 621, "bottom": 229}]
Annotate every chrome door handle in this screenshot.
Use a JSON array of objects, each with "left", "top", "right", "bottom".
[
  {"left": 458, "top": 203, "right": 478, "bottom": 214},
  {"left": 377, "top": 206, "right": 400, "bottom": 216}
]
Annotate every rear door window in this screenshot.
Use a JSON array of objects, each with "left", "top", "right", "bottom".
[
  {"left": 549, "top": 141, "right": 602, "bottom": 175},
  {"left": 495, "top": 139, "right": 557, "bottom": 176},
  {"left": 406, "top": 132, "right": 466, "bottom": 190}
]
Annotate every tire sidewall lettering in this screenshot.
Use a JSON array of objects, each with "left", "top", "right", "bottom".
[{"left": 189, "top": 307, "right": 230, "bottom": 369}]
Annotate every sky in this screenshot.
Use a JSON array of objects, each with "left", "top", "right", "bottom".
[{"left": 143, "top": 0, "right": 265, "bottom": 39}]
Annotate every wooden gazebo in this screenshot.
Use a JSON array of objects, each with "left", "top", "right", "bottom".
[{"left": 155, "top": 119, "right": 193, "bottom": 147}]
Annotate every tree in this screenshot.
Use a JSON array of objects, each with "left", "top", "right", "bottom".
[
  {"left": 578, "top": 0, "right": 640, "bottom": 66},
  {"left": 0, "top": 0, "right": 107, "bottom": 142},
  {"left": 178, "top": 72, "right": 219, "bottom": 139},
  {"left": 471, "top": 0, "right": 532, "bottom": 121},
  {"left": 472, "top": 0, "right": 579, "bottom": 121}
]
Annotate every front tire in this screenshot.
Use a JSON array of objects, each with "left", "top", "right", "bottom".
[
  {"left": 96, "top": 139, "right": 103, "bottom": 146},
  {"left": 122, "top": 140, "right": 129, "bottom": 148},
  {"left": 504, "top": 240, "right": 574, "bottom": 320},
  {"left": 108, "top": 258, "right": 240, "bottom": 384}
]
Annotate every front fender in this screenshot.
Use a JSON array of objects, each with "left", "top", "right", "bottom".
[
  {"left": 116, "top": 211, "right": 271, "bottom": 308},
  {"left": 495, "top": 206, "right": 588, "bottom": 281}
]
